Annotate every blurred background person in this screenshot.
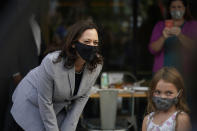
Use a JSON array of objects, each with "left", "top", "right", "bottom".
[
  {"left": 0, "top": 0, "right": 46, "bottom": 130},
  {"left": 149, "top": 0, "right": 197, "bottom": 75}
]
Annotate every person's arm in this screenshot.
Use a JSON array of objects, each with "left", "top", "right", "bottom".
[
  {"left": 178, "top": 33, "right": 196, "bottom": 50},
  {"left": 170, "top": 27, "right": 195, "bottom": 50},
  {"left": 36, "top": 54, "right": 59, "bottom": 131},
  {"left": 149, "top": 21, "right": 170, "bottom": 54},
  {"left": 142, "top": 115, "right": 148, "bottom": 131},
  {"left": 60, "top": 64, "right": 102, "bottom": 131},
  {"left": 13, "top": 73, "right": 23, "bottom": 86},
  {"left": 150, "top": 35, "right": 166, "bottom": 53},
  {"left": 12, "top": 47, "right": 22, "bottom": 86},
  {"left": 61, "top": 94, "right": 90, "bottom": 131},
  {"left": 176, "top": 112, "right": 191, "bottom": 131}
]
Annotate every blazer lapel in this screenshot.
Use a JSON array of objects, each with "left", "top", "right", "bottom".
[
  {"left": 77, "top": 65, "right": 92, "bottom": 96},
  {"left": 67, "top": 67, "right": 75, "bottom": 96}
]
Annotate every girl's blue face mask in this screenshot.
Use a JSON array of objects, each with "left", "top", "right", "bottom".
[{"left": 152, "top": 90, "right": 181, "bottom": 111}]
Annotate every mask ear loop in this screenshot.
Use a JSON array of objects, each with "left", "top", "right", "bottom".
[
  {"left": 174, "top": 89, "right": 182, "bottom": 105},
  {"left": 176, "top": 89, "right": 183, "bottom": 98}
]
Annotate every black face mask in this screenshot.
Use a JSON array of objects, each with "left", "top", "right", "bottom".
[{"left": 75, "top": 41, "right": 98, "bottom": 63}]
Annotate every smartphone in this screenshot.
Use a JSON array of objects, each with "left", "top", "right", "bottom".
[{"left": 165, "top": 20, "right": 174, "bottom": 28}]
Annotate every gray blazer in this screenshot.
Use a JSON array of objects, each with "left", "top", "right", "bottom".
[{"left": 11, "top": 51, "right": 102, "bottom": 131}]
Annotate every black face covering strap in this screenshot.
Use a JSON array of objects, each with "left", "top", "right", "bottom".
[{"left": 75, "top": 41, "right": 97, "bottom": 62}]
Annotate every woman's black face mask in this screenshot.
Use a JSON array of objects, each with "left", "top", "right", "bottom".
[{"left": 75, "top": 41, "right": 98, "bottom": 63}]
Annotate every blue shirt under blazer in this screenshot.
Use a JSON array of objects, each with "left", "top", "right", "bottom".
[{"left": 11, "top": 51, "right": 102, "bottom": 131}]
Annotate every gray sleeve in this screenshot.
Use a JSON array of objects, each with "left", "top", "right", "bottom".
[
  {"left": 36, "top": 54, "right": 59, "bottom": 131},
  {"left": 60, "top": 64, "right": 102, "bottom": 131},
  {"left": 60, "top": 95, "right": 89, "bottom": 131}
]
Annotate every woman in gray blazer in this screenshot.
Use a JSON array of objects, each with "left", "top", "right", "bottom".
[{"left": 11, "top": 20, "right": 103, "bottom": 131}]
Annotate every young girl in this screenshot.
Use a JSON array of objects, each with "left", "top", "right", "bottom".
[{"left": 142, "top": 67, "right": 191, "bottom": 131}]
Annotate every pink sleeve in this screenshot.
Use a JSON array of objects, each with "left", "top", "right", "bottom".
[{"left": 148, "top": 21, "right": 165, "bottom": 54}]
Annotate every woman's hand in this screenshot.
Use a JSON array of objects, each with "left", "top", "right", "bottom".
[
  {"left": 13, "top": 73, "right": 22, "bottom": 86},
  {"left": 162, "top": 27, "right": 171, "bottom": 39},
  {"left": 169, "top": 27, "right": 181, "bottom": 36}
]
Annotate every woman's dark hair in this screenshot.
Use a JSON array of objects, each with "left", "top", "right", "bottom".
[
  {"left": 54, "top": 19, "right": 103, "bottom": 71},
  {"left": 167, "top": 0, "right": 193, "bottom": 21}
]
